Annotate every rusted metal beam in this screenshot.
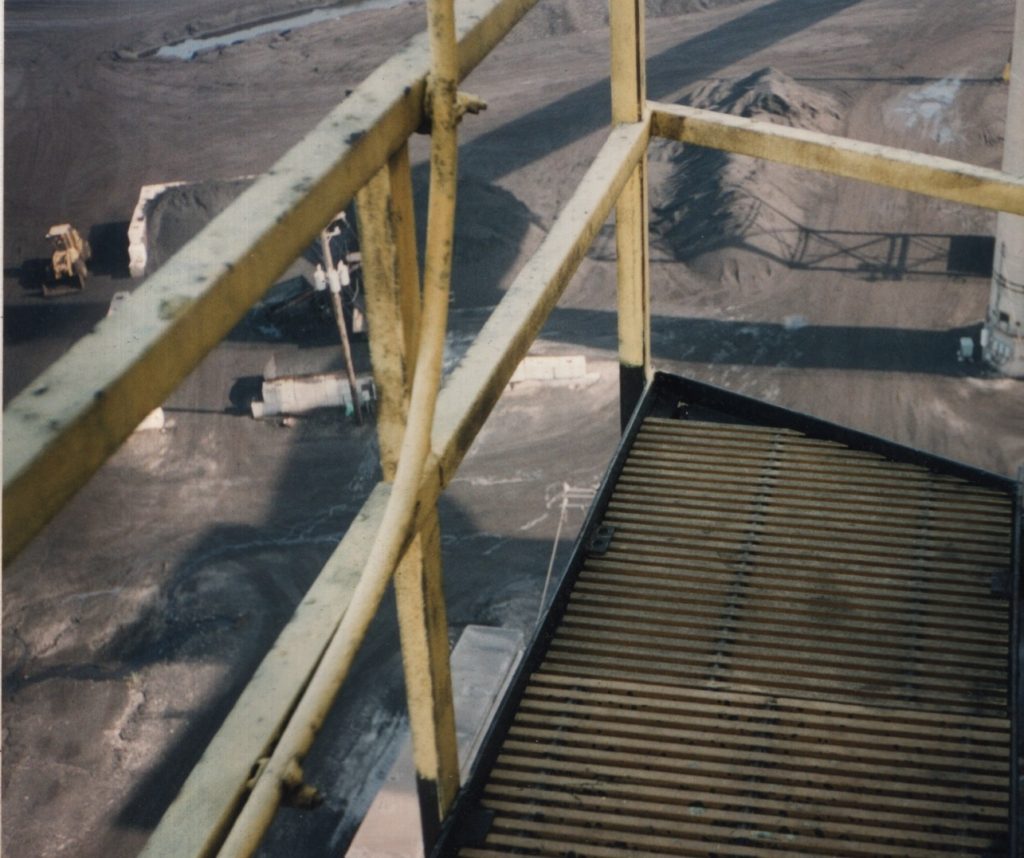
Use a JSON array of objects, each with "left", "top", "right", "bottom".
[
  {"left": 610, "top": 0, "right": 651, "bottom": 429},
  {"left": 650, "top": 101, "right": 1024, "bottom": 215},
  {"left": 3, "top": 0, "right": 543, "bottom": 565}
]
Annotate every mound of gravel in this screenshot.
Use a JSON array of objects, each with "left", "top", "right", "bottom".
[
  {"left": 650, "top": 67, "right": 842, "bottom": 263},
  {"left": 683, "top": 66, "right": 842, "bottom": 126}
]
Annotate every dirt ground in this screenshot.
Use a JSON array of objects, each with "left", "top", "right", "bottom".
[{"left": 3, "top": 0, "right": 1022, "bottom": 856}]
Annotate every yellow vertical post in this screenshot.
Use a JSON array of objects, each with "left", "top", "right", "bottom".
[
  {"left": 982, "top": 0, "right": 1024, "bottom": 375},
  {"left": 390, "top": 148, "right": 423, "bottom": 377},
  {"left": 356, "top": 141, "right": 460, "bottom": 848},
  {"left": 357, "top": 145, "right": 422, "bottom": 479},
  {"left": 610, "top": 0, "right": 651, "bottom": 429},
  {"left": 392, "top": 507, "right": 459, "bottom": 846}
]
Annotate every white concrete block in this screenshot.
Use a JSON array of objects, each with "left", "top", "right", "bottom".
[
  {"left": 553, "top": 355, "right": 586, "bottom": 379},
  {"left": 509, "top": 354, "right": 587, "bottom": 384},
  {"left": 134, "top": 407, "right": 165, "bottom": 432}
]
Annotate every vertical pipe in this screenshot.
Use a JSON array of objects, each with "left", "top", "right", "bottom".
[
  {"left": 398, "top": 3, "right": 462, "bottom": 844},
  {"left": 983, "top": 0, "right": 1024, "bottom": 375},
  {"left": 320, "top": 229, "right": 365, "bottom": 425},
  {"left": 610, "top": 0, "right": 651, "bottom": 430}
]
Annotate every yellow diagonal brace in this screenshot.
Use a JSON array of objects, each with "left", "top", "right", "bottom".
[{"left": 432, "top": 117, "right": 651, "bottom": 481}]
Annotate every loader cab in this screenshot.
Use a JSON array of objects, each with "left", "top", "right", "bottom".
[{"left": 46, "top": 224, "right": 77, "bottom": 253}]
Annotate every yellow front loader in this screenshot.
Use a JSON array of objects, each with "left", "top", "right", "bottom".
[{"left": 43, "top": 223, "right": 91, "bottom": 296}]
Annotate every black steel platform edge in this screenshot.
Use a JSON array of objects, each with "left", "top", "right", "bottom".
[
  {"left": 430, "top": 375, "right": 662, "bottom": 857},
  {"left": 652, "top": 372, "right": 1017, "bottom": 494},
  {"left": 429, "top": 371, "right": 1021, "bottom": 857},
  {"left": 1011, "top": 473, "right": 1022, "bottom": 858}
]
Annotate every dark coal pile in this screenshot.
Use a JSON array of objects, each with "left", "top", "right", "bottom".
[{"left": 143, "top": 177, "right": 254, "bottom": 275}]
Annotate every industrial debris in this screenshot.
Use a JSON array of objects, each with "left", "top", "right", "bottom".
[{"left": 249, "top": 353, "right": 375, "bottom": 419}]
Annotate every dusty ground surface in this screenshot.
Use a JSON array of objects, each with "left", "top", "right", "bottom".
[{"left": 3, "top": 0, "right": 1022, "bottom": 856}]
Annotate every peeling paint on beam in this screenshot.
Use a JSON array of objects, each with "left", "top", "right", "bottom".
[
  {"left": 650, "top": 101, "right": 1024, "bottom": 216},
  {"left": 2, "top": 0, "right": 542, "bottom": 565},
  {"left": 431, "top": 118, "right": 651, "bottom": 482}
]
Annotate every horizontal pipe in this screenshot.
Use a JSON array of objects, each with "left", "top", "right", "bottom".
[
  {"left": 2, "top": 0, "right": 542, "bottom": 565},
  {"left": 650, "top": 101, "right": 1024, "bottom": 216}
]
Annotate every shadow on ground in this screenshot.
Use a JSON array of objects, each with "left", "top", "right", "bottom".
[
  {"left": 540, "top": 307, "right": 986, "bottom": 377},
  {"left": 3, "top": 299, "right": 114, "bottom": 347},
  {"left": 94, "top": 462, "right": 554, "bottom": 855},
  {"left": 87, "top": 221, "right": 132, "bottom": 279},
  {"left": 462, "top": 0, "right": 864, "bottom": 181}
]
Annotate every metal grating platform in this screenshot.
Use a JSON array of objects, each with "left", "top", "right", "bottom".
[{"left": 438, "top": 379, "right": 1019, "bottom": 857}]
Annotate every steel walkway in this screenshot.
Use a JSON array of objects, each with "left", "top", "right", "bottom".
[{"left": 437, "top": 374, "right": 1019, "bottom": 857}]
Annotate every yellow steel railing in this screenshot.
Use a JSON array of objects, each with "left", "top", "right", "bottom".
[{"left": 5, "top": 0, "right": 1024, "bottom": 856}]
